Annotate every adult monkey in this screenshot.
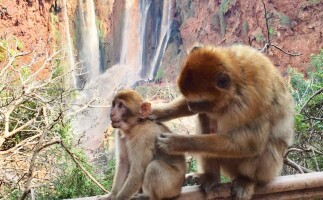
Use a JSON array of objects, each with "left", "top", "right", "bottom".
[{"left": 151, "top": 45, "right": 294, "bottom": 200}]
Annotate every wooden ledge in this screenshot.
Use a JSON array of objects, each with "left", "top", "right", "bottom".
[
  {"left": 66, "top": 172, "right": 323, "bottom": 200},
  {"left": 178, "top": 172, "right": 323, "bottom": 200}
]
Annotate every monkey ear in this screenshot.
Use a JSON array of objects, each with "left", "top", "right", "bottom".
[
  {"left": 187, "top": 43, "right": 203, "bottom": 54},
  {"left": 140, "top": 102, "right": 152, "bottom": 119},
  {"left": 215, "top": 73, "right": 231, "bottom": 89}
]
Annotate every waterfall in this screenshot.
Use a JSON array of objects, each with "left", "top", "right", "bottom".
[
  {"left": 139, "top": 0, "right": 152, "bottom": 77},
  {"left": 148, "top": 0, "right": 173, "bottom": 79},
  {"left": 77, "top": 0, "right": 101, "bottom": 84},
  {"left": 62, "top": 0, "right": 75, "bottom": 86},
  {"left": 116, "top": 0, "right": 152, "bottom": 85},
  {"left": 74, "top": 0, "right": 173, "bottom": 155}
]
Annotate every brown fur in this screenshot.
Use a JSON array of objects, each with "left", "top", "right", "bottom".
[
  {"left": 102, "top": 90, "right": 186, "bottom": 200},
  {"left": 152, "top": 45, "right": 294, "bottom": 200}
]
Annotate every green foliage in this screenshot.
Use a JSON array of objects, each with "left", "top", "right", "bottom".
[
  {"left": 219, "top": 11, "right": 226, "bottom": 38},
  {"left": 255, "top": 33, "right": 264, "bottom": 43},
  {"left": 188, "top": 158, "right": 198, "bottom": 173},
  {"left": 289, "top": 49, "right": 323, "bottom": 106},
  {"left": 242, "top": 21, "right": 249, "bottom": 35},
  {"left": 309, "top": 0, "right": 320, "bottom": 5},
  {"left": 37, "top": 165, "right": 100, "bottom": 199},
  {"left": 36, "top": 147, "right": 114, "bottom": 199},
  {"left": 287, "top": 49, "right": 323, "bottom": 173},
  {"left": 50, "top": 13, "right": 62, "bottom": 43},
  {"left": 96, "top": 18, "right": 106, "bottom": 42},
  {"left": 0, "top": 37, "right": 24, "bottom": 61},
  {"left": 155, "top": 67, "right": 165, "bottom": 80},
  {"left": 5, "top": 189, "right": 21, "bottom": 200},
  {"left": 218, "top": 0, "right": 237, "bottom": 37},
  {"left": 220, "top": 0, "right": 236, "bottom": 14},
  {"left": 280, "top": 14, "right": 291, "bottom": 27},
  {"left": 187, "top": 0, "right": 192, "bottom": 11},
  {"left": 220, "top": 0, "right": 229, "bottom": 14},
  {"left": 221, "top": 176, "right": 230, "bottom": 183},
  {"left": 269, "top": 26, "right": 276, "bottom": 37},
  {"left": 15, "top": 37, "right": 24, "bottom": 50},
  {"left": 20, "top": 66, "right": 32, "bottom": 81}
]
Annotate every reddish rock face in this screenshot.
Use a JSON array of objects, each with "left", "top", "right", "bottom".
[
  {"left": 174, "top": 0, "right": 322, "bottom": 75},
  {"left": 1, "top": 0, "right": 54, "bottom": 52},
  {"left": 0, "top": 0, "right": 321, "bottom": 79}
]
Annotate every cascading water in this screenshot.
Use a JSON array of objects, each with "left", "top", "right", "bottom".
[
  {"left": 77, "top": 0, "right": 101, "bottom": 86},
  {"left": 148, "top": 0, "right": 173, "bottom": 79},
  {"left": 62, "top": 0, "right": 75, "bottom": 87},
  {"left": 74, "top": 0, "right": 174, "bottom": 155}
]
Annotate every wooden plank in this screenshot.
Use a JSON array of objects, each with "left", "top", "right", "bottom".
[
  {"left": 178, "top": 172, "right": 323, "bottom": 200},
  {"left": 65, "top": 172, "right": 323, "bottom": 200}
]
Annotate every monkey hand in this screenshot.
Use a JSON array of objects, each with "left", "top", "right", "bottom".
[
  {"left": 157, "top": 133, "right": 185, "bottom": 154},
  {"left": 147, "top": 107, "right": 164, "bottom": 122}
]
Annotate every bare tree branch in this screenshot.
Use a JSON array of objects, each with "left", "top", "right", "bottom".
[
  {"left": 20, "top": 106, "right": 49, "bottom": 200},
  {"left": 284, "top": 157, "right": 315, "bottom": 174},
  {"left": 259, "top": 1, "right": 301, "bottom": 57},
  {"left": 300, "top": 88, "right": 323, "bottom": 114},
  {"left": 60, "top": 141, "right": 109, "bottom": 193}
]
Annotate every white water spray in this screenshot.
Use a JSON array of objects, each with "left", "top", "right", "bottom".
[
  {"left": 62, "top": 0, "right": 76, "bottom": 86},
  {"left": 149, "top": 0, "right": 173, "bottom": 79},
  {"left": 78, "top": 0, "right": 101, "bottom": 79}
]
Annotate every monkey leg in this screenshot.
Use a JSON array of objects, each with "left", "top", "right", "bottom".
[
  {"left": 195, "top": 114, "right": 221, "bottom": 193},
  {"left": 224, "top": 143, "right": 285, "bottom": 200},
  {"left": 143, "top": 160, "right": 184, "bottom": 200},
  {"left": 196, "top": 156, "right": 221, "bottom": 193}
]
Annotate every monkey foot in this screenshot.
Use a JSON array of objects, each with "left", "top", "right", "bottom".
[
  {"left": 96, "top": 193, "right": 115, "bottom": 200},
  {"left": 185, "top": 173, "right": 220, "bottom": 193},
  {"left": 185, "top": 172, "right": 203, "bottom": 185},
  {"left": 130, "top": 194, "right": 149, "bottom": 200},
  {"left": 231, "top": 177, "right": 255, "bottom": 200}
]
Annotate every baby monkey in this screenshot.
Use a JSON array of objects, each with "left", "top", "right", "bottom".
[{"left": 100, "top": 89, "right": 186, "bottom": 200}]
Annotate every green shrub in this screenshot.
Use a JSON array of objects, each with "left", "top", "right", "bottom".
[
  {"left": 280, "top": 14, "right": 291, "bottom": 27},
  {"left": 219, "top": 11, "right": 226, "bottom": 38},
  {"left": 243, "top": 21, "right": 249, "bottom": 35},
  {"left": 287, "top": 49, "right": 323, "bottom": 173},
  {"left": 269, "top": 26, "right": 276, "bottom": 37},
  {"left": 255, "top": 33, "right": 264, "bottom": 43}
]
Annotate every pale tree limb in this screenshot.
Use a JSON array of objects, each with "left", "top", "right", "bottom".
[
  {"left": 60, "top": 141, "right": 109, "bottom": 193},
  {"left": 300, "top": 88, "right": 323, "bottom": 114},
  {"left": 284, "top": 157, "right": 315, "bottom": 174},
  {"left": 20, "top": 106, "right": 49, "bottom": 200},
  {"left": 285, "top": 147, "right": 323, "bottom": 157}
]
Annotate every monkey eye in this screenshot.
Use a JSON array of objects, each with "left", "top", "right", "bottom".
[
  {"left": 118, "top": 102, "right": 124, "bottom": 108},
  {"left": 215, "top": 73, "right": 231, "bottom": 89}
]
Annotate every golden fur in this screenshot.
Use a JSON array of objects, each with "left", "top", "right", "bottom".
[
  {"left": 151, "top": 45, "right": 294, "bottom": 200},
  {"left": 103, "top": 90, "right": 186, "bottom": 200}
]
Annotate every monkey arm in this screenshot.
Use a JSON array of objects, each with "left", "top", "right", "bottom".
[
  {"left": 116, "top": 146, "right": 152, "bottom": 200},
  {"left": 150, "top": 96, "right": 195, "bottom": 122},
  {"left": 116, "top": 166, "right": 145, "bottom": 200},
  {"left": 110, "top": 133, "right": 129, "bottom": 196},
  {"left": 157, "top": 123, "right": 269, "bottom": 157}
]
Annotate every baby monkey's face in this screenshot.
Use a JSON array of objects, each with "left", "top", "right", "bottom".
[{"left": 110, "top": 99, "right": 128, "bottom": 129}]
